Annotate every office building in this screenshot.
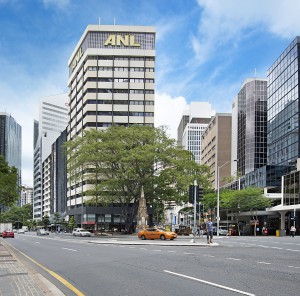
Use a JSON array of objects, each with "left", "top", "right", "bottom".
[
  {"left": 67, "top": 25, "right": 155, "bottom": 228},
  {"left": 201, "top": 113, "right": 232, "bottom": 189},
  {"left": 33, "top": 94, "right": 68, "bottom": 220},
  {"left": 0, "top": 112, "right": 22, "bottom": 204},
  {"left": 231, "top": 78, "right": 268, "bottom": 176},
  {"left": 177, "top": 102, "right": 213, "bottom": 164}
]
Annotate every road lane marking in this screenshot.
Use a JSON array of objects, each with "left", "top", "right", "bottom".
[
  {"left": 226, "top": 258, "right": 241, "bottom": 261},
  {"left": 153, "top": 249, "right": 162, "bottom": 252},
  {"left": 11, "top": 249, "right": 85, "bottom": 296},
  {"left": 35, "top": 242, "right": 40, "bottom": 244},
  {"left": 184, "top": 252, "right": 194, "bottom": 255},
  {"left": 164, "top": 270, "right": 255, "bottom": 296},
  {"left": 62, "top": 248, "right": 77, "bottom": 252},
  {"left": 257, "top": 262, "right": 271, "bottom": 265},
  {"left": 167, "top": 250, "right": 176, "bottom": 253},
  {"left": 140, "top": 248, "right": 147, "bottom": 250},
  {"left": 203, "top": 255, "right": 215, "bottom": 257},
  {"left": 286, "top": 249, "right": 300, "bottom": 252},
  {"left": 288, "top": 266, "right": 300, "bottom": 269}
]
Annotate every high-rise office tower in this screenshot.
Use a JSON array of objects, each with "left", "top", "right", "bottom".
[
  {"left": 33, "top": 94, "right": 68, "bottom": 221},
  {"left": 232, "top": 78, "right": 268, "bottom": 176},
  {"left": 177, "top": 102, "right": 213, "bottom": 164},
  {"left": 0, "top": 112, "right": 22, "bottom": 204},
  {"left": 67, "top": 25, "right": 155, "bottom": 226},
  {"left": 268, "top": 37, "right": 300, "bottom": 167}
]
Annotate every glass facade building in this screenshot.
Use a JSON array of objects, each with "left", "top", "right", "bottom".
[
  {"left": 268, "top": 37, "right": 300, "bottom": 167},
  {"left": 236, "top": 79, "right": 268, "bottom": 175}
]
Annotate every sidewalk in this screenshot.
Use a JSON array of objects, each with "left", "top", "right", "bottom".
[{"left": 0, "top": 238, "right": 64, "bottom": 296}]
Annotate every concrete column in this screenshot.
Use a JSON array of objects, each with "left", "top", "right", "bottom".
[{"left": 280, "top": 211, "right": 288, "bottom": 230}]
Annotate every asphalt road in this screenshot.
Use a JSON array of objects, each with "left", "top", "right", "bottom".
[{"left": 5, "top": 233, "right": 300, "bottom": 296}]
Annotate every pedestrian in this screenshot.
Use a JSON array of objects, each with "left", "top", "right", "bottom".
[
  {"left": 290, "top": 225, "right": 296, "bottom": 238},
  {"left": 199, "top": 224, "right": 204, "bottom": 238},
  {"left": 206, "top": 218, "right": 213, "bottom": 244}
]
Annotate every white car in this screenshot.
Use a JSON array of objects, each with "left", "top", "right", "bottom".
[
  {"left": 218, "top": 226, "right": 228, "bottom": 235},
  {"left": 17, "top": 229, "right": 25, "bottom": 234},
  {"left": 72, "top": 228, "right": 91, "bottom": 237}
]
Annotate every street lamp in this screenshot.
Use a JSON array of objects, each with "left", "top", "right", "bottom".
[{"left": 217, "top": 159, "right": 237, "bottom": 236}]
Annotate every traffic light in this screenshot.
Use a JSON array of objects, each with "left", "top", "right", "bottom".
[{"left": 198, "top": 187, "right": 204, "bottom": 202}]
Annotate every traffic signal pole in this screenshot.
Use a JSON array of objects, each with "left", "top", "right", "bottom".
[{"left": 192, "top": 179, "right": 197, "bottom": 243}]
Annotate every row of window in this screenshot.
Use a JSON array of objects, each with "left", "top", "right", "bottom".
[
  {"left": 87, "top": 56, "right": 155, "bottom": 61},
  {"left": 84, "top": 88, "right": 154, "bottom": 94},
  {"left": 88, "top": 66, "right": 154, "bottom": 72},
  {"left": 86, "top": 77, "right": 154, "bottom": 83},
  {"left": 84, "top": 99, "right": 154, "bottom": 105},
  {"left": 85, "top": 111, "right": 154, "bottom": 117}
]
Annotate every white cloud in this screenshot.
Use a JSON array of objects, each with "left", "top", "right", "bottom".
[
  {"left": 194, "top": 0, "right": 300, "bottom": 63},
  {"left": 154, "top": 92, "right": 188, "bottom": 140}
]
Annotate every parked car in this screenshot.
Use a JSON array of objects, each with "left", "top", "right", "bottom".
[
  {"left": 17, "top": 229, "right": 25, "bottom": 234},
  {"left": 36, "top": 229, "right": 49, "bottom": 236},
  {"left": 219, "top": 226, "right": 228, "bottom": 235},
  {"left": 72, "top": 228, "right": 91, "bottom": 237},
  {"left": 138, "top": 227, "right": 177, "bottom": 240},
  {"left": 2, "top": 230, "right": 14, "bottom": 238}
]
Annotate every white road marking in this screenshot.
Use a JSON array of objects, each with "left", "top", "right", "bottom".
[
  {"left": 140, "top": 248, "right": 147, "bottom": 250},
  {"left": 203, "top": 254, "right": 215, "bottom": 257},
  {"left": 129, "top": 246, "right": 135, "bottom": 249},
  {"left": 62, "top": 247, "right": 77, "bottom": 252},
  {"left": 164, "top": 270, "right": 255, "bottom": 296},
  {"left": 286, "top": 249, "right": 300, "bottom": 252},
  {"left": 184, "top": 252, "right": 194, "bottom": 255},
  {"left": 288, "top": 266, "right": 300, "bottom": 269},
  {"left": 257, "top": 262, "right": 271, "bottom": 265},
  {"left": 153, "top": 249, "right": 162, "bottom": 252},
  {"left": 35, "top": 242, "right": 40, "bottom": 244},
  {"left": 226, "top": 257, "right": 241, "bottom": 261},
  {"left": 168, "top": 250, "right": 176, "bottom": 253}
]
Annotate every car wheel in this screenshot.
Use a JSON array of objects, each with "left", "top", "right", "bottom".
[
  {"left": 170, "top": 238, "right": 174, "bottom": 240},
  {"left": 141, "top": 235, "right": 146, "bottom": 240},
  {"left": 80, "top": 233, "right": 82, "bottom": 237},
  {"left": 160, "top": 235, "right": 166, "bottom": 240}
]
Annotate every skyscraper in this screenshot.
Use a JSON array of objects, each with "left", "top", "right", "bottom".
[
  {"left": 0, "top": 112, "right": 22, "bottom": 204},
  {"left": 268, "top": 36, "right": 300, "bottom": 167},
  {"left": 232, "top": 78, "right": 268, "bottom": 176},
  {"left": 0, "top": 112, "right": 22, "bottom": 172},
  {"left": 33, "top": 94, "right": 68, "bottom": 220},
  {"left": 67, "top": 25, "right": 155, "bottom": 227}
]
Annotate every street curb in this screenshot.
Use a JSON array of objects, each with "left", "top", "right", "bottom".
[{"left": 1, "top": 239, "right": 65, "bottom": 296}]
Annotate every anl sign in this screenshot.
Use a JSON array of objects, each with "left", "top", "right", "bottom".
[{"left": 104, "top": 34, "right": 140, "bottom": 47}]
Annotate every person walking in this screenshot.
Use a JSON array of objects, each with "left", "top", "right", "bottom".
[
  {"left": 206, "top": 218, "right": 213, "bottom": 244},
  {"left": 290, "top": 225, "right": 296, "bottom": 238}
]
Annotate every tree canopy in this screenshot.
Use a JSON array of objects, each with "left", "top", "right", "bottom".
[
  {"left": 0, "top": 156, "right": 19, "bottom": 213},
  {"left": 65, "top": 125, "right": 212, "bottom": 231}
]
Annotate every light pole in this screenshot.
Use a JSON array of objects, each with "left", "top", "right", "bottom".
[{"left": 217, "top": 159, "right": 237, "bottom": 236}]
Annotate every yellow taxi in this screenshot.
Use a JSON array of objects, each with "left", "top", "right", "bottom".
[{"left": 137, "top": 227, "right": 177, "bottom": 240}]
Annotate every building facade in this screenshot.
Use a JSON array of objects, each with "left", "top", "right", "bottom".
[
  {"left": 201, "top": 113, "right": 232, "bottom": 189},
  {"left": 177, "top": 102, "right": 213, "bottom": 164},
  {"left": 33, "top": 94, "right": 68, "bottom": 220},
  {"left": 67, "top": 25, "right": 155, "bottom": 228},
  {"left": 0, "top": 112, "right": 22, "bottom": 205},
  {"left": 20, "top": 186, "right": 33, "bottom": 206},
  {"left": 232, "top": 78, "right": 268, "bottom": 176}
]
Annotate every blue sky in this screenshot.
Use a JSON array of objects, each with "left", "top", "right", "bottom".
[{"left": 1, "top": 0, "right": 300, "bottom": 186}]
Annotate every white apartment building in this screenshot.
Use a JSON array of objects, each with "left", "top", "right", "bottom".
[
  {"left": 67, "top": 25, "right": 155, "bottom": 226},
  {"left": 178, "top": 102, "right": 213, "bottom": 164},
  {"left": 33, "top": 94, "right": 68, "bottom": 220},
  {"left": 20, "top": 186, "right": 33, "bottom": 206}
]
